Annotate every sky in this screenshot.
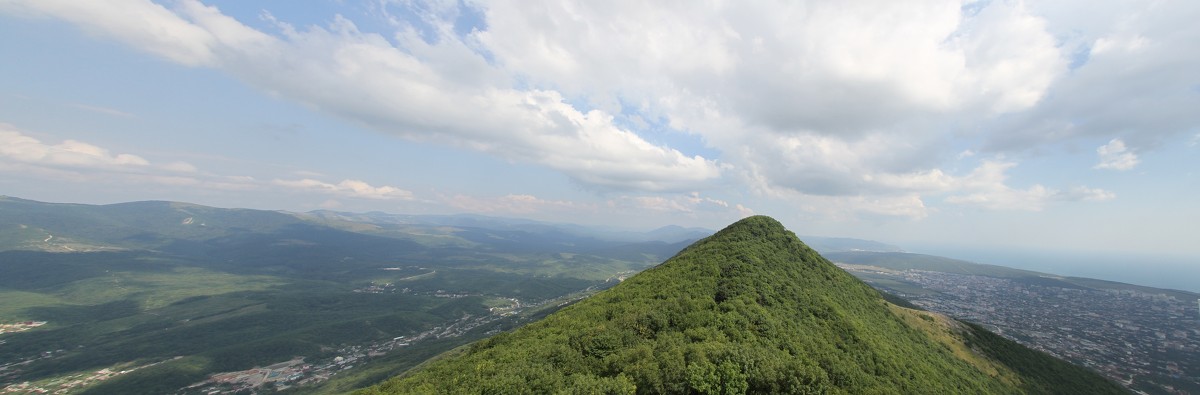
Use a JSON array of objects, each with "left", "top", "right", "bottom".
[{"left": 0, "top": 1, "right": 1198, "bottom": 280}]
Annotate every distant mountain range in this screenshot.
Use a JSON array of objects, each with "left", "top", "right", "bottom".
[{"left": 0, "top": 195, "right": 906, "bottom": 255}]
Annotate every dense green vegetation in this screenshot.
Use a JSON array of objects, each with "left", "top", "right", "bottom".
[
  {"left": 364, "top": 216, "right": 1123, "bottom": 394},
  {"left": 960, "top": 322, "right": 1126, "bottom": 395}
]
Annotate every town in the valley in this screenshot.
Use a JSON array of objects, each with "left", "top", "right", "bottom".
[{"left": 839, "top": 264, "right": 1200, "bottom": 395}]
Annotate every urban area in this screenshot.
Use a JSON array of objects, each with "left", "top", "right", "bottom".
[{"left": 842, "top": 265, "right": 1200, "bottom": 395}]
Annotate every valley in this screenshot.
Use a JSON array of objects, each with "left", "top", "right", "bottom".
[{"left": 0, "top": 198, "right": 683, "bottom": 394}]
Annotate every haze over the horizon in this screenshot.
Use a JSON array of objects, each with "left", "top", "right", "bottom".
[{"left": 1, "top": 1, "right": 1197, "bottom": 268}]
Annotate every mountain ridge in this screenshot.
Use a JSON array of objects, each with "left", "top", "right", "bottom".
[{"left": 362, "top": 216, "right": 1123, "bottom": 394}]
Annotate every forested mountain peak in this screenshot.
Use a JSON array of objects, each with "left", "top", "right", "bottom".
[{"left": 363, "top": 216, "right": 1123, "bottom": 394}]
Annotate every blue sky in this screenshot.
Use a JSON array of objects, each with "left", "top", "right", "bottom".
[{"left": 1, "top": 1, "right": 1198, "bottom": 274}]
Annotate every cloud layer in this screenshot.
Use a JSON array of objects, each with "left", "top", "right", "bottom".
[
  {"left": 0, "top": 124, "right": 413, "bottom": 200},
  {"left": 4, "top": 0, "right": 1194, "bottom": 218},
  {"left": 0, "top": 0, "right": 721, "bottom": 192}
]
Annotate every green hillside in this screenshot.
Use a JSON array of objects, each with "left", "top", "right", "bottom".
[{"left": 363, "top": 216, "right": 1122, "bottom": 394}]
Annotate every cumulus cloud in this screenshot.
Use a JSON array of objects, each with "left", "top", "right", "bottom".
[
  {"left": 71, "top": 103, "right": 136, "bottom": 118},
  {"left": 1, "top": 125, "right": 151, "bottom": 169},
  {"left": 0, "top": 0, "right": 218, "bottom": 66},
  {"left": 779, "top": 192, "right": 931, "bottom": 221},
  {"left": 983, "top": 0, "right": 1200, "bottom": 151},
  {"left": 480, "top": 0, "right": 1062, "bottom": 133},
  {"left": 945, "top": 160, "right": 1114, "bottom": 211},
  {"left": 470, "top": 0, "right": 1084, "bottom": 207},
  {"left": 7, "top": 0, "right": 1181, "bottom": 218},
  {"left": 469, "top": 0, "right": 1186, "bottom": 212},
  {"left": 444, "top": 193, "right": 587, "bottom": 215},
  {"left": 1094, "top": 139, "right": 1139, "bottom": 170},
  {"left": 163, "top": 161, "right": 198, "bottom": 173},
  {"left": 607, "top": 192, "right": 754, "bottom": 219},
  {"left": 1, "top": 0, "right": 720, "bottom": 192},
  {"left": 757, "top": 158, "right": 1114, "bottom": 217},
  {"left": 945, "top": 185, "right": 1114, "bottom": 211},
  {"left": 0, "top": 124, "right": 415, "bottom": 199},
  {"left": 439, "top": 192, "right": 755, "bottom": 225},
  {"left": 0, "top": 124, "right": 264, "bottom": 192},
  {"left": 274, "top": 178, "right": 414, "bottom": 200}
]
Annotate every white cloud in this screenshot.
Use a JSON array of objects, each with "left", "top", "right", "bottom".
[
  {"left": 1, "top": 0, "right": 720, "bottom": 192},
  {"left": 734, "top": 204, "right": 755, "bottom": 218},
  {"left": 0, "top": 0, "right": 1073, "bottom": 197},
  {"left": 468, "top": 0, "right": 1188, "bottom": 213},
  {"left": 5, "top": 0, "right": 1183, "bottom": 220},
  {"left": 163, "top": 161, "right": 199, "bottom": 173},
  {"left": 946, "top": 160, "right": 1115, "bottom": 211},
  {"left": 985, "top": 0, "right": 1200, "bottom": 151},
  {"left": 1059, "top": 186, "right": 1117, "bottom": 202},
  {"left": 439, "top": 191, "right": 755, "bottom": 225},
  {"left": 610, "top": 196, "right": 691, "bottom": 213},
  {"left": 789, "top": 193, "right": 931, "bottom": 220},
  {"left": 274, "top": 178, "right": 414, "bottom": 200},
  {"left": 444, "top": 193, "right": 586, "bottom": 215},
  {"left": 0, "top": 125, "right": 150, "bottom": 169},
  {"left": 0, "top": 125, "right": 268, "bottom": 194},
  {"left": 480, "top": 0, "right": 1062, "bottom": 135},
  {"left": 607, "top": 193, "right": 754, "bottom": 219},
  {"left": 0, "top": 0, "right": 219, "bottom": 66},
  {"left": 0, "top": 124, "right": 421, "bottom": 200},
  {"left": 71, "top": 103, "right": 136, "bottom": 118},
  {"left": 471, "top": 0, "right": 1067, "bottom": 207},
  {"left": 755, "top": 158, "right": 1115, "bottom": 217},
  {"left": 1094, "top": 139, "right": 1139, "bottom": 170},
  {"left": 945, "top": 185, "right": 1114, "bottom": 211}
]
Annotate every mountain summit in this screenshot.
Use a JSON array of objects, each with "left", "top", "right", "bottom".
[{"left": 363, "top": 216, "right": 1122, "bottom": 394}]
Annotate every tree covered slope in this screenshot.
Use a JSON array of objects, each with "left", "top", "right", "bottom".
[{"left": 361, "top": 216, "right": 1123, "bottom": 394}]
